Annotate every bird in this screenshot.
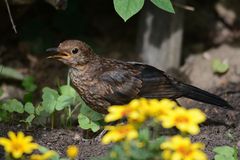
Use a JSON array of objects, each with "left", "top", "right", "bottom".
[{"left": 47, "top": 40, "right": 232, "bottom": 114}]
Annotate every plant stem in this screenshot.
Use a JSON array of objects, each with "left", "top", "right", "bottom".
[
  {"left": 5, "top": 153, "right": 11, "bottom": 160},
  {"left": 67, "top": 71, "right": 70, "bottom": 86},
  {"left": 51, "top": 112, "right": 55, "bottom": 129},
  {"left": 234, "top": 145, "right": 238, "bottom": 160},
  {"left": 67, "top": 106, "right": 72, "bottom": 127},
  {"left": 71, "top": 102, "right": 81, "bottom": 115}
]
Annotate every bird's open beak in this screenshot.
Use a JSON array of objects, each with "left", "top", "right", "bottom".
[{"left": 46, "top": 48, "right": 71, "bottom": 59}]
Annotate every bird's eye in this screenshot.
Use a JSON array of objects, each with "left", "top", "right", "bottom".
[{"left": 71, "top": 48, "right": 79, "bottom": 54}]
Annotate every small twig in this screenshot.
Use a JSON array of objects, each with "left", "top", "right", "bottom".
[
  {"left": 174, "top": 2, "right": 195, "bottom": 12},
  {"left": 5, "top": 0, "right": 17, "bottom": 34}
]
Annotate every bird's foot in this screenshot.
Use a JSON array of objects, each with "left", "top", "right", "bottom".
[{"left": 80, "top": 129, "right": 107, "bottom": 144}]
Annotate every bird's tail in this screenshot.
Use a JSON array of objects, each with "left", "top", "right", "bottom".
[{"left": 176, "top": 83, "right": 233, "bottom": 109}]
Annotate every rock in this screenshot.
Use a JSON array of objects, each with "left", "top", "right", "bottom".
[{"left": 181, "top": 44, "right": 240, "bottom": 90}]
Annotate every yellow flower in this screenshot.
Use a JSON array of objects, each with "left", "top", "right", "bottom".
[
  {"left": 0, "top": 131, "right": 39, "bottom": 159},
  {"left": 161, "top": 135, "right": 207, "bottom": 160},
  {"left": 30, "top": 150, "right": 56, "bottom": 160},
  {"left": 102, "top": 124, "right": 138, "bottom": 144},
  {"left": 105, "top": 98, "right": 148, "bottom": 123},
  {"left": 127, "top": 98, "right": 149, "bottom": 122},
  {"left": 66, "top": 145, "right": 79, "bottom": 159},
  {"left": 105, "top": 98, "right": 178, "bottom": 124},
  {"left": 147, "top": 99, "right": 177, "bottom": 119},
  {"left": 105, "top": 105, "right": 133, "bottom": 122},
  {"left": 161, "top": 107, "right": 206, "bottom": 135}
]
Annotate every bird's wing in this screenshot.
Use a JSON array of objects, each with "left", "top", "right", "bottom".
[
  {"left": 129, "top": 62, "right": 232, "bottom": 109},
  {"left": 129, "top": 62, "right": 183, "bottom": 99},
  {"left": 98, "top": 68, "right": 142, "bottom": 105}
]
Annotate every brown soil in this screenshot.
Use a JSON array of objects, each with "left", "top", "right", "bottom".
[
  {"left": 182, "top": 83, "right": 240, "bottom": 159},
  {"left": 0, "top": 125, "right": 110, "bottom": 160},
  {"left": 0, "top": 83, "right": 239, "bottom": 160}
]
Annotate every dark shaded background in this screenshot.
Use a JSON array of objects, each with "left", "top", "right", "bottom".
[{"left": 0, "top": 0, "right": 240, "bottom": 98}]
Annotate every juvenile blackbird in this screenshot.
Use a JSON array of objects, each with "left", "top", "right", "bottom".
[{"left": 47, "top": 40, "right": 232, "bottom": 114}]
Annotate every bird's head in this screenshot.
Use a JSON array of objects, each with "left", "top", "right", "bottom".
[{"left": 47, "top": 40, "right": 95, "bottom": 67}]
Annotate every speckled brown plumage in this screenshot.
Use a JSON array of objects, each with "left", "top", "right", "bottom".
[{"left": 47, "top": 40, "right": 232, "bottom": 114}]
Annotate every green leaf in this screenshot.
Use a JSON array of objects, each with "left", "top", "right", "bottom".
[
  {"left": 151, "top": 0, "right": 175, "bottom": 13},
  {"left": 91, "top": 122, "right": 100, "bottom": 132},
  {"left": 24, "top": 102, "right": 35, "bottom": 114},
  {"left": 213, "top": 146, "right": 235, "bottom": 156},
  {"left": 149, "top": 136, "right": 166, "bottom": 150},
  {"left": 113, "top": 0, "right": 144, "bottom": 22},
  {"left": 55, "top": 95, "right": 73, "bottom": 111},
  {"left": 42, "top": 87, "right": 59, "bottom": 98},
  {"left": 35, "top": 105, "right": 44, "bottom": 115},
  {"left": 80, "top": 101, "right": 103, "bottom": 121},
  {"left": 42, "top": 87, "right": 59, "bottom": 113},
  {"left": 78, "top": 113, "right": 100, "bottom": 132},
  {"left": 59, "top": 85, "right": 77, "bottom": 97},
  {"left": 0, "top": 65, "right": 24, "bottom": 80},
  {"left": 214, "top": 155, "right": 226, "bottom": 160},
  {"left": 212, "top": 59, "right": 229, "bottom": 74},
  {"left": 23, "top": 92, "right": 33, "bottom": 103},
  {"left": 0, "top": 109, "right": 9, "bottom": 122},
  {"left": 78, "top": 113, "right": 91, "bottom": 129},
  {"left": 214, "top": 155, "right": 235, "bottom": 160},
  {"left": 138, "top": 128, "right": 150, "bottom": 142},
  {"left": 130, "top": 146, "right": 152, "bottom": 159},
  {"left": 22, "top": 76, "right": 37, "bottom": 92},
  {"left": 0, "top": 87, "right": 3, "bottom": 97},
  {"left": 38, "top": 146, "right": 50, "bottom": 153},
  {"left": 38, "top": 146, "right": 61, "bottom": 160},
  {"left": 25, "top": 114, "right": 35, "bottom": 124},
  {"left": 2, "top": 99, "right": 24, "bottom": 113},
  {"left": 33, "top": 113, "right": 49, "bottom": 126},
  {"left": 49, "top": 154, "right": 61, "bottom": 160},
  {"left": 233, "top": 146, "right": 238, "bottom": 160}
]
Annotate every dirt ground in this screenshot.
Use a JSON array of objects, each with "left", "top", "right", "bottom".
[
  {"left": 183, "top": 83, "right": 240, "bottom": 159},
  {"left": 0, "top": 82, "right": 239, "bottom": 160},
  {"left": 0, "top": 83, "right": 240, "bottom": 160},
  {"left": 0, "top": 124, "right": 110, "bottom": 160}
]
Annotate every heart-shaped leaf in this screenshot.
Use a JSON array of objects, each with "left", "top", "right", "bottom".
[
  {"left": 151, "top": 0, "right": 175, "bottom": 13},
  {"left": 42, "top": 87, "right": 59, "bottom": 113},
  {"left": 55, "top": 95, "right": 73, "bottom": 111},
  {"left": 78, "top": 113, "right": 100, "bottom": 132},
  {"left": 113, "top": 0, "right": 145, "bottom": 22},
  {"left": 59, "top": 85, "right": 77, "bottom": 97}
]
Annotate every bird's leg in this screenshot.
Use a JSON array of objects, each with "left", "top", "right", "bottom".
[
  {"left": 80, "top": 129, "right": 109, "bottom": 144},
  {"left": 174, "top": 99, "right": 181, "bottom": 106},
  {"left": 92, "top": 129, "right": 108, "bottom": 142}
]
